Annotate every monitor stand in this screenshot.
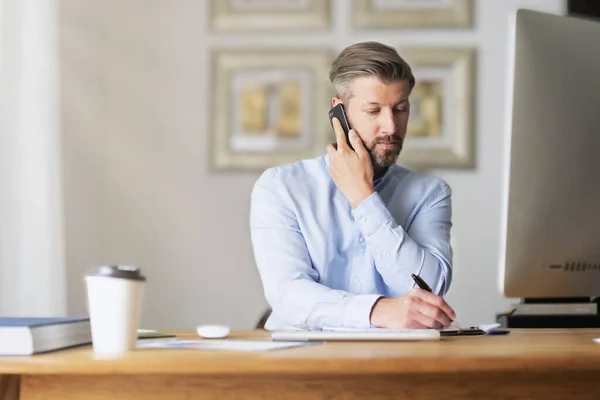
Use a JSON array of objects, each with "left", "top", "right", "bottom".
[{"left": 497, "top": 297, "right": 600, "bottom": 328}]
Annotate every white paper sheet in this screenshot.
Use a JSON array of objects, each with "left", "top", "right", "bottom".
[
  {"left": 136, "top": 339, "right": 318, "bottom": 351},
  {"left": 478, "top": 323, "right": 501, "bottom": 332}
]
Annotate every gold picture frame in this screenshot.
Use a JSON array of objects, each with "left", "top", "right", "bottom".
[
  {"left": 398, "top": 47, "right": 476, "bottom": 170},
  {"left": 210, "top": 0, "right": 332, "bottom": 32},
  {"left": 353, "top": 0, "right": 474, "bottom": 29},
  {"left": 210, "top": 48, "right": 334, "bottom": 171}
]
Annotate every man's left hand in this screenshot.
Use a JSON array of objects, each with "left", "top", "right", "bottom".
[{"left": 327, "top": 118, "right": 375, "bottom": 208}]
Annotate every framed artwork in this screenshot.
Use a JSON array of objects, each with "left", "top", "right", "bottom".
[
  {"left": 398, "top": 47, "right": 476, "bottom": 170},
  {"left": 210, "top": 0, "right": 331, "bottom": 32},
  {"left": 210, "top": 48, "right": 334, "bottom": 171},
  {"left": 352, "top": 0, "right": 474, "bottom": 29}
]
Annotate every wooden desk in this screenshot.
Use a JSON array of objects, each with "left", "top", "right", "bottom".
[{"left": 1, "top": 329, "right": 600, "bottom": 399}]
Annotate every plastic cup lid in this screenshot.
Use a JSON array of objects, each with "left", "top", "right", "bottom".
[{"left": 86, "top": 265, "right": 146, "bottom": 281}]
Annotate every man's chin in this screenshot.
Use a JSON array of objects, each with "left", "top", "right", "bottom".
[
  {"left": 376, "top": 148, "right": 401, "bottom": 163},
  {"left": 368, "top": 144, "right": 402, "bottom": 167},
  {"left": 373, "top": 152, "right": 400, "bottom": 168}
]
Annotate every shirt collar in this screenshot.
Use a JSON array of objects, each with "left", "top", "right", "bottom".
[{"left": 374, "top": 165, "right": 395, "bottom": 187}]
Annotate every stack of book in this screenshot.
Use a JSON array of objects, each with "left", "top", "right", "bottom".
[{"left": 0, "top": 317, "right": 92, "bottom": 355}]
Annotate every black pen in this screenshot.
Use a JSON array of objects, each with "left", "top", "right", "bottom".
[
  {"left": 411, "top": 273, "right": 432, "bottom": 292},
  {"left": 411, "top": 273, "right": 463, "bottom": 330}
]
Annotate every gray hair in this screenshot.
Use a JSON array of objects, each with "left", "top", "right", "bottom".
[{"left": 329, "top": 41, "right": 416, "bottom": 102}]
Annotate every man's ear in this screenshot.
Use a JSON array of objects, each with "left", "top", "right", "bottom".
[{"left": 331, "top": 97, "right": 343, "bottom": 107}]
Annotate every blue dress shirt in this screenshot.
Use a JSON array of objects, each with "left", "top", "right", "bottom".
[{"left": 250, "top": 155, "right": 453, "bottom": 330}]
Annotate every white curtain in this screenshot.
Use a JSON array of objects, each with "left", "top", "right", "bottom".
[{"left": 0, "top": 0, "right": 67, "bottom": 316}]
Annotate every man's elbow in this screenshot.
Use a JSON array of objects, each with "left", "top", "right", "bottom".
[
  {"left": 263, "top": 283, "right": 310, "bottom": 329},
  {"left": 435, "top": 259, "right": 453, "bottom": 296}
]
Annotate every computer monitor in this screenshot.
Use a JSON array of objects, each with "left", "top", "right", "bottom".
[{"left": 499, "top": 9, "right": 600, "bottom": 300}]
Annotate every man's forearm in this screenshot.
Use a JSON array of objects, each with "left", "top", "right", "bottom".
[{"left": 265, "top": 277, "right": 382, "bottom": 329}]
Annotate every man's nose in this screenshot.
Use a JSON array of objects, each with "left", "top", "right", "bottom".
[{"left": 381, "top": 111, "right": 397, "bottom": 133}]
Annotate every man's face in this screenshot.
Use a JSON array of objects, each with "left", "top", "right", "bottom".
[{"left": 333, "top": 76, "right": 410, "bottom": 168}]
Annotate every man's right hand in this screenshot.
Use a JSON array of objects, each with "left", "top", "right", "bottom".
[{"left": 369, "top": 289, "right": 457, "bottom": 329}]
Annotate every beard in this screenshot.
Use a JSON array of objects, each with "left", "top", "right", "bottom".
[{"left": 366, "top": 135, "right": 403, "bottom": 168}]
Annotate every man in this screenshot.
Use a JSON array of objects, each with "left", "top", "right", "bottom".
[{"left": 250, "top": 41, "right": 456, "bottom": 331}]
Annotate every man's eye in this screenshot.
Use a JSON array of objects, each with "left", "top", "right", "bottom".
[
  {"left": 394, "top": 108, "right": 408, "bottom": 113},
  {"left": 365, "top": 109, "right": 379, "bottom": 115}
]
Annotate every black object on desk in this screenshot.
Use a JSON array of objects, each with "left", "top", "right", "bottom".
[
  {"left": 138, "top": 332, "right": 176, "bottom": 339},
  {"left": 440, "top": 327, "right": 486, "bottom": 336},
  {"left": 497, "top": 297, "right": 600, "bottom": 328},
  {"left": 497, "top": 313, "right": 600, "bottom": 328}
]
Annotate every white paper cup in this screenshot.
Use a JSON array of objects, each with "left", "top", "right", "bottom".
[{"left": 85, "top": 265, "right": 146, "bottom": 354}]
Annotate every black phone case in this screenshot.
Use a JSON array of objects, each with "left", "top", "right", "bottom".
[
  {"left": 328, "top": 104, "right": 353, "bottom": 149},
  {"left": 439, "top": 327, "right": 486, "bottom": 336}
]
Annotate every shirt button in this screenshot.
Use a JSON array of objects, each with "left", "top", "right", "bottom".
[
  {"left": 360, "top": 216, "right": 367, "bottom": 223},
  {"left": 354, "top": 277, "right": 360, "bottom": 284},
  {"left": 358, "top": 236, "right": 364, "bottom": 243}
]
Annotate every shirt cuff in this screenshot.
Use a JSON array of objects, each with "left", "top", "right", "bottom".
[
  {"left": 351, "top": 192, "right": 393, "bottom": 237},
  {"left": 341, "top": 294, "right": 383, "bottom": 328}
]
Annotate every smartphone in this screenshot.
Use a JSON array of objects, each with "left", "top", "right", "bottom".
[
  {"left": 439, "top": 327, "right": 486, "bottom": 336},
  {"left": 328, "top": 103, "right": 353, "bottom": 150}
]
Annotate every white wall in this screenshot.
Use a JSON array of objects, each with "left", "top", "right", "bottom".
[{"left": 60, "top": 0, "right": 566, "bottom": 330}]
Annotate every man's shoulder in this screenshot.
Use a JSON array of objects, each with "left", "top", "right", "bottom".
[
  {"left": 254, "top": 155, "right": 328, "bottom": 189},
  {"left": 390, "top": 165, "right": 452, "bottom": 198}
]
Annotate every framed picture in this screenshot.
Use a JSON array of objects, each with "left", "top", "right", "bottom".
[
  {"left": 210, "top": 49, "right": 334, "bottom": 171},
  {"left": 398, "top": 47, "right": 476, "bottom": 170},
  {"left": 210, "top": 0, "right": 331, "bottom": 32},
  {"left": 352, "top": 0, "right": 474, "bottom": 29}
]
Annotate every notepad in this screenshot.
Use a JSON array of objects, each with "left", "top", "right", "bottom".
[
  {"left": 321, "top": 324, "right": 501, "bottom": 336},
  {"left": 271, "top": 328, "right": 441, "bottom": 341},
  {"left": 322, "top": 325, "right": 485, "bottom": 337}
]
